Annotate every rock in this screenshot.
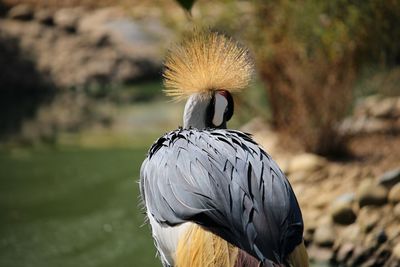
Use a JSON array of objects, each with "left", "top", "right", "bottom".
[
  {"left": 340, "top": 96, "right": 400, "bottom": 135},
  {"left": 360, "top": 258, "right": 376, "bottom": 267},
  {"left": 303, "top": 230, "right": 313, "bottom": 247},
  {"left": 354, "top": 95, "right": 400, "bottom": 119},
  {"left": 314, "top": 224, "right": 335, "bottom": 247},
  {"left": 77, "top": 7, "right": 121, "bottom": 46},
  {"left": 78, "top": 7, "right": 171, "bottom": 54},
  {"left": 317, "top": 215, "right": 332, "bottom": 225},
  {"left": 78, "top": 7, "right": 123, "bottom": 34},
  {"left": 312, "top": 189, "right": 331, "bottom": 209},
  {"left": 287, "top": 153, "right": 326, "bottom": 174},
  {"left": 365, "top": 228, "right": 387, "bottom": 247},
  {"left": 386, "top": 224, "right": 400, "bottom": 241},
  {"left": 240, "top": 117, "right": 268, "bottom": 134},
  {"left": 386, "top": 258, "right": 400, "bottom": 267},
  {"left": 34, "top": 9, "right": 54, "bottom": 25},
  {"left": 308, "top": 246, "right": 334, "bottom": 262},
  {"left": 54, "top": 8, "right": 83, "bottom": 32},
  {"left": 393, "top": 243, "right": 400, "bottom": 259},
  {"left": 289, "top": 171, "right": 308, "bottom": 183},
  {"left": 303, "top": 209, "right": 319, "bottom": 234},
  {"left": 363, "top": 229, "right": 388, "bottom": 255},
  {"left": 353, "top": 95, "right": 382, "bottom": 116},
  {"left": 379, "top": 168, "right": 400, "bottom": 188},
  {"left": 340, "top": 224, "right": 362, "bottom": 243},
  {"left": 0, "top": 9, "right": 163, "bottom": 89},
  {"left": 388, "top": 183, "right": 400, "bottom": 203},
  {"left": 331, "top": 193, "right": 357, "bottom": 225},
  {"left": 374, "top": 245, "right": 392, "bottom": 266},
  {"left": 347, "top": 245, "right": 371, "bottom": 266},
  {"left": 357, "top": 179, "right": 388, "bottom": 207},
  {"left": 359, "top": 244, "right": 391, "bottom": 267},
  {"left": 8, "top": 4, "right": 33, "bottom": 20},
  {"left": 333, "top": 207, "right": 355, "bottom": 228},
  {"left": 375, "top": 229, "right": 388, "bottom": 245},
  {"left": 394, "top": 203, "right": 400, "bottom": 219},
  {"left": 335, "top": 242, "right": 354, "bottom": 264},
  {"left": 357, "top": 207, "right": 381, "bottom": 233},
  {"left": 369, "top": 97, "right": 399, "bottom": 118}
]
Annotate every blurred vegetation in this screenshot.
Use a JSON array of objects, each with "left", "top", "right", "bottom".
[
  {"left": 247, "top": 0, "right": 400, "bottom": 156},
  {"left": 175, "top": 0, "right": 400, "bottom": 156}
]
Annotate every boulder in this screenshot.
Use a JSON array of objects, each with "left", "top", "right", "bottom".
[
  {"left": 379, "top": 168, "right": 400, "bottom": 188},
  {"left": 34, "top": 9, "right": 54, "bottom": 25},
  {"left": 388, "top": 183, "right": 400, "bottom": 203},
  {"left": 314, "top": 224, "right": 335, "bottom": 247},
  {"left": 340, "top": 224, "right": 362, "bottom": 243},
  {"left": 357, "top": 207, "right": 381, "bottom": 233},
  {"left": 393, "top": 243, "right": 400, "bottom": 259},
  {"left": 394, "top": 203, "right": 400, "bottom": 219},
  {"left": 369, "top": 97, "right": 399, "bottom": 118},
  {"left": 386, "top": 223, "right": 400, "bottom": 241},
  {"left": 357, "top": 179, "right": 388, "bottom": 207},
  {"left": 8, "top": 4, "right": 33, "bottom": 20},
  {"left": 335, "top": 242, "right": 354, "bottom": 264},
  {"left": 308, "top": 246, "right": 334, "bottom": 262},
  {"left": 287, "top": 153, "right": 326, "bottom": 174},
  {"left": 359, "top": 244, "right": 391, "bottom": 267},
  {"left": 375, "top": 229, "right": 388, "bottom": 245},
  {"left": 354, "top": 95, "right": 400, "bottom": 119},
  {"left": 331, "top": 193, "right": 357, "bottom": 225},
  {"left": 54, "top": 8, "right": 84, "bottom": 32},
  {"left": 353, "top": 95, "right": 382, "bottom": 116},
  {"left": 340, "top": 96, "right": 400, "bottom": 135},
  {"left": 0, "top": 8, "right": 164, "bottom": 89},
  {"left": 347, "top": 245, "right": 372, "bottom": 267}
]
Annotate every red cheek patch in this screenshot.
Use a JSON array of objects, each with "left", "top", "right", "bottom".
[{"left": 217, "top": 90, "right": 229, "bottom": 99}]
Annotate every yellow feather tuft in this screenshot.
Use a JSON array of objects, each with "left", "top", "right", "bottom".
[
  {"left": 163, "top": 30, "right": 254, "bottom": 101},
  {"left": 176, "top": 224, "right": 238, "bottom": 267},
  {"left": 287, "top": 241, "right": 309, "bottom": 267}
]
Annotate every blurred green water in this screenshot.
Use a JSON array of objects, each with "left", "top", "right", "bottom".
[{"left": 0, "top": 147, "right": 160, "bottom": 267}]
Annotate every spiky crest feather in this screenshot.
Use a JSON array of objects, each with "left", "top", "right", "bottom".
[{"left": 163, "top": 30, "right": 253, "bottom": 100}]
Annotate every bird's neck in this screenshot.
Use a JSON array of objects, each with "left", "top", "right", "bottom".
[{"left": 183, "top": 94, "right": 208, "bottom": 129}]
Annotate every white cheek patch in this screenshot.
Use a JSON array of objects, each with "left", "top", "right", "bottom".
[{"left": 212, "top": 93, "right": 228, "bottom": 127}]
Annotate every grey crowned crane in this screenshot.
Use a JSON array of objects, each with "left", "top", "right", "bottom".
[{"left": 139, "top": 31, "right": 309, "bottom": 267}]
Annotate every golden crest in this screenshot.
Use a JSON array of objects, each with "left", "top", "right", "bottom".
[{"left": 163, "top": 30, "right": 253, "bottom": 100}]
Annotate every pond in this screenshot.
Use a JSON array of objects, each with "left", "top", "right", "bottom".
[{"left": 0, "top": 147, "right": 159, "bottom": 267}]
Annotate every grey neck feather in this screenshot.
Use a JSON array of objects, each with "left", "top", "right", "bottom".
[{"left": 183, "top": 94, "right": 209, "bottom": 129}]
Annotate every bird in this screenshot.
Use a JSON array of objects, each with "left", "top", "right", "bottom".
[{"left": 139, "top": 30, "right": 309, "bottom": 267}]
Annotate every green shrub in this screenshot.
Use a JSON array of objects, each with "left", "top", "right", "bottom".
[{"left": 248, "top": 0, "right": 400, "bottom": 156}]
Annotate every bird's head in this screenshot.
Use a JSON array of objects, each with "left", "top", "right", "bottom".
[
  {"left": 162, "top": 30, "right": 253, "bottom": 129},
  {"left": 182, "top": 90, "right": 233, "bottom": 129}
]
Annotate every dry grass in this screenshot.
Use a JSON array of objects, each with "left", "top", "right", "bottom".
[{"left": 259, "top": 41, "right": 355, "bottom": 156}]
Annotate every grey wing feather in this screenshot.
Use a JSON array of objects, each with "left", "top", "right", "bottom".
[{"left": 140, "top": 128, "right": 303, "bottom": 264}]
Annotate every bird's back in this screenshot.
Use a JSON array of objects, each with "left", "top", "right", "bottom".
[{"left": 140, "top": 128, "right": 304, "bottom": 266}]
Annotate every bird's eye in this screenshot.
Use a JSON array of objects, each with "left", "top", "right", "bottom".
[{"left": 224, "top": 92, "right": 234, "bottom": 122}]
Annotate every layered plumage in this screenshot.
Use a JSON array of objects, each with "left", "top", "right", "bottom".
[
  {"left": 139, "top": 30, "right": 308, "bottom": 267},
  {"left": 140, "top": 129, "right": 304, "bottom": 266}
]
